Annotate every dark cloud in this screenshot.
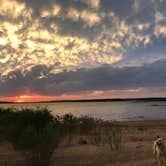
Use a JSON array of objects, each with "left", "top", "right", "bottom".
[
  {"left": 100, "top": 0, "right": 133, "bottom": 18},
  {"left": 1, "top": 59, "right": 166, "bottom": 97},
  {"left": 54, "top": 18, "right": 101, "bottom": 41},
  {"left": 18, "top": 0, "right": 90, "bottom": 17}
]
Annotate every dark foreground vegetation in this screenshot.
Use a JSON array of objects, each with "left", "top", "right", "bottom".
[{"left": 0, "top": 108, "right": 122, "bottom": 166}]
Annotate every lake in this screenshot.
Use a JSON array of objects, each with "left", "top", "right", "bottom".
[{"left": 1, "top": 101, "right": 166, "bottom": 121}]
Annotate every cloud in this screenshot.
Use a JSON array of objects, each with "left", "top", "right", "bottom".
[
  {"left": 80, "top": 0, "right": 100, "bottom": 9},
  {"left": 67, "top": 8, "right": 101, "bottom": 27},
  {"left": 0, "top": 0, "right": 26, "bottom": 19},
  {"left": 1, "top": 59, "right": 166, "bottom": 97},
  {"left": 154, "top": 11, "right": 166, "bottom": 37},
  {"left": 155, "top": 11, "right": 165, "bottom": 23},
  {"left": 136, "top": 23, "right": 151, "bottom": 31},
  {"left": 41, "top": 4, "right": 61, "bottom": 18},
  {"left": 154, "top": 25, "right": 166, "bottom": 37}
]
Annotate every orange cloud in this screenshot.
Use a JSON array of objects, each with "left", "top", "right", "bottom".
[{"left": 0, "top": 88, "right": 144, "bottom": 102}]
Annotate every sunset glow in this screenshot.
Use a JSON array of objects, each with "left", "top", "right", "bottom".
[
  {"left": 0, "top": 87, "right": 165, "bottom": 103},
  {"left": 16, "top": 95, "right": 34, "bottom": 103},
  {"left": 1, "top": 95, "right": 58, "bottom": 103}
]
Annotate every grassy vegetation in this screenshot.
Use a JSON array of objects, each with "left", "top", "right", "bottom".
[{"left": 0, "top": 108, "right": 122, "bottom": 166}]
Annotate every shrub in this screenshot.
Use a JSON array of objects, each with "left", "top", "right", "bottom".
[
  {"left": 0, "top": 108, "right": 62, "bottom": 166},
  {"left": 104, "top": 121, "right": 122, "bottom": 150},
  {"left": 90, "top": 121, "right": 122, "bottom": 150},
  {"left": 77, "top": 116, "right": 96, "bottom": 135}
]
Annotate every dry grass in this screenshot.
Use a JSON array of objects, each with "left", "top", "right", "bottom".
[{"left": 1, "top": 120, "right": 166, "bottom": 165}]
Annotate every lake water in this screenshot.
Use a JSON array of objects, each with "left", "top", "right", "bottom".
[{"left": 1, "top": 101, "right": 166, "bottom": 121}]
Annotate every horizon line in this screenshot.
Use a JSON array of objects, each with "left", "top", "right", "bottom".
[{"left": 1, "top": 97, "right": 166, "bottom": 104}]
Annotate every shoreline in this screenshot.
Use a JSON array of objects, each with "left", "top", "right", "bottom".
[{"left": 120, "top": 119, "right": 166, "bottom": 127}]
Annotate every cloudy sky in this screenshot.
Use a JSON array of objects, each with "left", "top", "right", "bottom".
[{"left": 0, "top": 0, "right": 166, "bottom": 102}]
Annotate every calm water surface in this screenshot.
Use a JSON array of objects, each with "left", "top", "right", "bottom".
[{"left": 1, "top": 101, "right": 166, "bottom": 121}]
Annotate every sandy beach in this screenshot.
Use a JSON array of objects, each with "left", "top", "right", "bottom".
[{"left": 1, "top": 119, "right": 166, "bottom": 166}]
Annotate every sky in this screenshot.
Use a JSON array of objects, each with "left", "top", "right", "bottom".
[{"left": 0, "top": 0, "right": 166, "bottom": 102}]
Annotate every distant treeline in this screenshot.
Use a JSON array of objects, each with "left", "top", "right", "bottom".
[
  {"left": 46, "top": 97, "right": 166, "bottom": 103},
  {"left": 0, "top": 101, "right": 14, "bottom": 104}
]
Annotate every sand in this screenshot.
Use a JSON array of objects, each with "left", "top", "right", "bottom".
[{"left": 1, "top": 120, "right": 166, "bottom": 166}]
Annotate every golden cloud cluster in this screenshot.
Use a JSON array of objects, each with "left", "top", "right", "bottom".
[
  {"left": 41, "top": 4, "right": 61, "bottom": 18},
  {"left": 68, "top": 8, "right": 101, "bottom": 26},
  {"left": 80, "top": 0, "right": 100, "bottom": 9},
  {"left": 154, "top": 11, "right": 166, "bottom": 37},
  {"left": 154, "top": 25, "right": 166, "bottom": 37},
  {"left": 0, "top": 0, "right": 123, "bottom": 77},
  {"left": 0, "top": 0, "right": 162, "bottom": 78},
  {"left": 0, "top": 0, "right": 25, "bottom": 19},
  {"left": 137, "top": 23, "right": 150, "bottom": 31}
]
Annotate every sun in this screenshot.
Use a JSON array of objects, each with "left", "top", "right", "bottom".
[
  {"left": 16, "top": 95, "right": 30, "bottom": 103},
  {"left": 15, "top": 94, "right": 55, "bottom": 102}
]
